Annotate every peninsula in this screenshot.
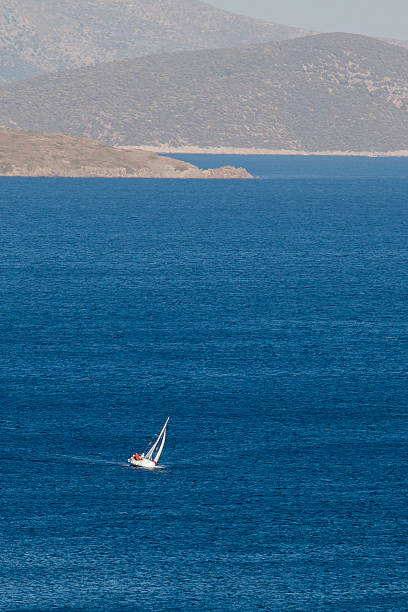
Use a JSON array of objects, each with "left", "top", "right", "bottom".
[{"left": 0, "top": 128, "right": 252, "bottom": 178}]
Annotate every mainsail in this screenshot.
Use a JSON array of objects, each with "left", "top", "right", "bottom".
[
  {"left": 154, "top": 427, "right": 166, "bottom": 463},
  {"left": 145, "top": 417, "right": 169, "bottom": 463}
]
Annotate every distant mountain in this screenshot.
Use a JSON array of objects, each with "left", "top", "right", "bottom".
[
  {"left": 1, "top": 33, "right": 408, "bottom": 153},
  {"left": 0, "top": 0, "right": 311, "bottom": 83},
  {"left": 382, "top": 37, "right": 408, "bottom": 50},
  {"left": 0, "top": 127, "right": 252, "bottom": 177}
]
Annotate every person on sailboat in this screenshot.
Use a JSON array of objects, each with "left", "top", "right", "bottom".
[{"left": 132, "top": 453, "right": 145, "bottom": 460}]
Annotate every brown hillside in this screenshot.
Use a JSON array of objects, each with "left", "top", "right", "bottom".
[{"left": 0, "top": 128, "right": 252, "bottom": 178}]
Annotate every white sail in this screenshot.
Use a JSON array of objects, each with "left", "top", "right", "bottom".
[
  {"left": 145, "top": 417, "right": 169, "bottom": 462},
  {"left": 154, "top": 428, "right": 166, "bottom": 463}
]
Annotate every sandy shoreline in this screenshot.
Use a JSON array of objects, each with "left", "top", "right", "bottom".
[{"left": 121, "top": 145, "right": 408, "bottom": 158}]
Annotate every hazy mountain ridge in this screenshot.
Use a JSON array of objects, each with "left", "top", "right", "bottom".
[
  {"left": 0, "top": 0, "right": 311, "bottom": 83},
  {"left": 0, "top": 127, "right": 252, "bottom": 177},
  {"left": 1, "top": 33, "right": 407, "bottom": 152},
  {"left": 381, "top": 37, "right": 408, "bottom": 49}
]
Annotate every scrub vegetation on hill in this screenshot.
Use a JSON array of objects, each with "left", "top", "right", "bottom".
[
  {"left": 1, "top": 33, "right": 408, "bottom": 152},
  {"left": 0, "top": 0, "right": 310, "bottom": 83}
]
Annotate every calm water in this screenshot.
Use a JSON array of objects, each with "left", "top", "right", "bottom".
[
  {"left": 1, "top": 158, "right": 408, "bottom": 610},
  {"left": 167, "top": 153, "right": 408, "bottom": 180}
]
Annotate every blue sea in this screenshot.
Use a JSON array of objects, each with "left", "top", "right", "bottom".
[{"left": 1, "top": 156, "right": 408, "bottom": 610}]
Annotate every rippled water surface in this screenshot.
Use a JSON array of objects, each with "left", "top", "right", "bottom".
[{"left": 1, "top": 160, "right": 408, "bottom": 609}]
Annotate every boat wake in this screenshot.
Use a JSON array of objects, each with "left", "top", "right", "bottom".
[
  {"left": 59, "top": 454, "right": 168, "bottom": 471},
  {"left": 55, "top": 454, "right": 130, "bottom": 468}
]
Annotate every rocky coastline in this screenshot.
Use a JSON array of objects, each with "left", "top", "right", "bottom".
[{"left": 0, "top": 128, "right": 253, "bottom": 179}]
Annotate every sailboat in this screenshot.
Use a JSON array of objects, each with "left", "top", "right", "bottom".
[{"left": 128, "top": 417, "right": 169, "bottom": 469}]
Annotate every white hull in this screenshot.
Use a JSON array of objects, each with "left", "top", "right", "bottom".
[{"left": 128, "top": 457, "right": 157, "bottom": 469}]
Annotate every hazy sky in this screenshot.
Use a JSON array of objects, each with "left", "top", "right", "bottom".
[{"left": 207, "top": 0, "right": 408, "bottom": 40}]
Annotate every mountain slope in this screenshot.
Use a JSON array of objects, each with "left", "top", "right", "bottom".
[
  {"left": 382, "top": 37, "right": 408, "bottom": 50},
  {"left": 1, "top": 33, "right": 407, "bottom": 152},
  {"left": 0, "top": 0, "right": 310, "bottom": 83},
  {"left": 0, "top": 127, "right": 252, "bottom": 177}
]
